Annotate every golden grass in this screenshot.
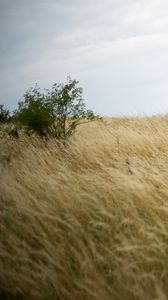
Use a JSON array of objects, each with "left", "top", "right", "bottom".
[{"left": 0, "top": 116, "right": 168, "bottom": 299}]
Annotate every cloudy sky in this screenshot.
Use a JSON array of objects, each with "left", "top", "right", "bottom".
[{"left": 1, "top": 0, "right": 168, "bottom": 115}]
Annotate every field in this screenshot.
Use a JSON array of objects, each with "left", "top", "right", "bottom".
[{"left": 0, "top": 116, "right": 168, "bottom": 300}]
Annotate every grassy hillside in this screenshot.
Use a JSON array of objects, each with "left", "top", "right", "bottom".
[{"left": 0, "top": 116, "right": 168, "bottom": 300}]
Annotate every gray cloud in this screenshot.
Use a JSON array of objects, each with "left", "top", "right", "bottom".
[{"left": 1, "top": 0, "right": 168, "bottom": 114}]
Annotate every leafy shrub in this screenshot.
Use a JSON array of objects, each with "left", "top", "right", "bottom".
[
  {"left": 46, "top": 77, "right": 101, "bottom": 138},
  {"left": 14, "top": 86, "right": 54, "bottom": 136},
  {"left": 0, "top": 105, "right": 10, "bottom": 123},
  {"left": 14, "top": 77, "right": 101, "bottom": 138}
]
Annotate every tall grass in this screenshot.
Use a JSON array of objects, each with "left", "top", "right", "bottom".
[{"left": 0, "top": 116, "right": 168, "bottom": 299}]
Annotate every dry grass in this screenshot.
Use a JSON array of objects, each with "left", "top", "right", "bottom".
[{"left": 0, "top": 115, "right": 168, "bottom": 300}]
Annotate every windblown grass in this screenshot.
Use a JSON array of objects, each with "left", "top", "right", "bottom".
[{"left": 0, "top": 116, "right": 168, "bottom": 299}]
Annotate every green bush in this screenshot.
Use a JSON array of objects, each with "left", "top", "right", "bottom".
[
  {"left": 14, "top": 86, "right": 54, "bottom": 136},
  {"left": 14, "top": 77, "right": 101, "bottom": 138},
  {"left": 0, "top": 105, "right": 10, "bottom": 123},
  {"left": 45, "top": 77, "right": 101, "bottom": 138}
]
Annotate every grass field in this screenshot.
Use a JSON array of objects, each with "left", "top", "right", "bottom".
[{"left": 0, "top": 116, "right": 168, "bottom": 300}]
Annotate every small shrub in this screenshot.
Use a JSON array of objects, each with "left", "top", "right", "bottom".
[
  {"left": 14, "top": 86, "right": 54, "bottom": 136},
  {"left": 0, "top": 105, "right": 10, "bottom": 123},
  {"left": 46, "top": 77, "right": 101, "bottom": 138},
  {"left": 14, "top": 78, "right": 101, "bottom": 138}
]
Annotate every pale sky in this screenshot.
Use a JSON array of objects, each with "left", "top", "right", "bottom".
[{"left": 1, "top": 0, "right": 168, "bottom": 115}]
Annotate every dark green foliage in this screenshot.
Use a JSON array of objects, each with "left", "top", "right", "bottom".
[
  {"left": 14, "top": 77, "right": 102, "bottom": 138},
  {"left": 0, "top": 105, "right": 10, "bottom": 123},
  {"left": 14, "top": 86, "right": 54, "bottom": 136}
]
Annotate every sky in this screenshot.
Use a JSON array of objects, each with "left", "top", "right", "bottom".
[{"left": 1, "top": 0, "right": 168, "bottom": 116}]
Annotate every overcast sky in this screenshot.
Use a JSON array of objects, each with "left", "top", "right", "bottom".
[{"left": 1, "top": 0, "right": 168, "bottom": 115}]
